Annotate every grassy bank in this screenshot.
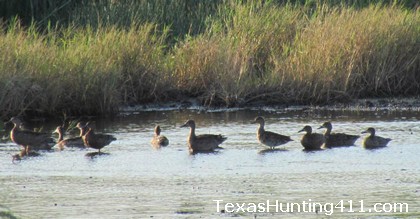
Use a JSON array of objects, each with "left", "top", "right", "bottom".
[{"left": 0, "top": 1, "right": 419, "bottom": 117}]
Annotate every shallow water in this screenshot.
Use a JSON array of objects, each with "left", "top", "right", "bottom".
[{"left": 0, "top": 109, "right": 419, "bottom": 218}]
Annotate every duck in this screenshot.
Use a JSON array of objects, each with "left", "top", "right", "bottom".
[
  {"left": 361, "top": 127, "right": 391, "bottom": 148},
  {"left": 318, "top": 122, "right": 359, "bottom": 147},
  {"left": 81, "top": 123, "right": 116, "bottom": 153},
  {"left": 298, "top": 125, "right": 325, "bottom": 150},
  {"left": 180, "top": 119, "right": 226, "bottom": 153},
  {"left": 151, "top": 125, "right": 169, "bottom": 148},
  {"left": 252, "top": 116, "right": 292, "bottom": 149},
  {"left": 53, "top": 126, "right": 86, "bottom": 150},
  {"left": 9, "top": 117, "right": 54, "bottom": 154}
]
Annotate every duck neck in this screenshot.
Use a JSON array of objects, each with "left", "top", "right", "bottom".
[
  {"left": 58, "top": 131, "right": 63, "bottom": 142},
  {"left": 258, "top": 123, "right": 264, "bottom": 135},
  {"left": 79, "top": 127, "right": 87, "bottom": 137},
  {"left": 189, "top": 126, "right": 196, "bottom": 139},
  {"left": 85, "top": 128, "right": 94, "bottom": 138},
  {"left": 11, "top": 123, "right": 18, "bottom": 136},
  {"left": 324, "top": 127, "right": 331, "bottom": 136}
]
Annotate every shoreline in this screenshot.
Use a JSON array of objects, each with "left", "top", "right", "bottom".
[
  {"left": 119, "top": 97, "right": 420, "bottom": 115},
  {"left": 3, "top": 97, "right": 420, "bottom": 121}
]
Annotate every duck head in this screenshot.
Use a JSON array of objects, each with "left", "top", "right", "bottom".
[
  {"left": 361, "top": 127, "right": 375, "bottom": 136},
  {"left": 76, "top": 121, "right": 86, "bottom": 129},
  {"left": 252, "top": 116, "right": 265, "bottom": 125},
  {"left": 53, "top": 126, "right": 64, "bottom": 134},
  {"left": 298, "top": 125, "right": 312, "bottom": 134},
  {"left": 154, "top": 125, "right": 161, "bottom": 135},
  {"left": 318, "top": 122, "right": 332, "bottom": 130},
  {"left": 9, "top": 117, "right": 23, "bottom": 127},
  {"left": 76, "top": 121, "right": 89, "bottom": 136},
  {"left": 180, "top": 120, "right": 195, "bottom": 129}
]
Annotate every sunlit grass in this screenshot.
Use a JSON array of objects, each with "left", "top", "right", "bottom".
[
  {"left": 0, "top": 1, "right": 418, "bottom": 117},
  {"left": 0, "top": 21, "right": 168, "bottom": 116}
]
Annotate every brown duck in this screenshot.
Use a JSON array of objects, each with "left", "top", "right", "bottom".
[
  {"left": 81, "top": 124, "right": 116, "bottom": 153},
  {"left": 253, "top": 116, "right": 292, "bottom": 149},
  {"left": 180, "top": 120, "right": 226, "bottom": 153},
  {"left": 53, "top": 126, "right": 86, "bottom": 150},
  {"left": 298, "top": 125, "right": 325, "bottom": 150},
  {"left": 151, "top": 125, "right": 169, "bottom": 148},
  {"left": 9, "top": 117, "right": 54, "bottom": 154},
  {"left": 318, "top": 122, "right": 359, "bottom": 147},
  {"left": 361, "top": 127, "right": 391, "bottom": 148}
]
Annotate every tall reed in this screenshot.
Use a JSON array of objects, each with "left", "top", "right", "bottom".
[
  {"left": 0, "top": 21, "right": 168, "bottom": 116},
  {"left": 171, "top": 2, "right": 419, "bottom": 105},
  {"left": 0, "top": 1, "right": 418, "bottom": 117}
]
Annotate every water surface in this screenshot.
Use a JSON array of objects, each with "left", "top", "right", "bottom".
[{"left": 1, "top": 109, "right": 419, "bottom": 218}]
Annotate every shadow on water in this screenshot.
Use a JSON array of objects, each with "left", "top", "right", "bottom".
[
  {"left": 12, "top": 150, "right": 41, "bottom": 163},
  {"left": 258, "top": 148, "right": 288, "bottom": 155},
  {"left": 363, "top": 146, "right": 388, "bottom": 151},
  {"left": 323, "top": 145, "right": 356, "bottom": 149},
  {"left": 302, "top": 148, "right": 326, "bottom": 153},
  {"left": 189, "top": 150, "right": 222, "bottom": 156},
  {"left": 85, "top": 152, "right": 110, "bottom": 158}
]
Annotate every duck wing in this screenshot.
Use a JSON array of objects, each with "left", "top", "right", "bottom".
[
  {"left": 151, "top": 135, "right": 169, "bottom": 147},
  {"left": 59, "top": 137, "right": 85, "bottom": 148},
  {"left": 363, "top": 136, "right": 391, "bottom": 148},
  {"left": 12, "top": 129, "right": 52, "bottom": 146},
  {"left": 93, "top": 134, "right": 117, "bottom": 147},
  {"left": 157, "top": 135, "right": 169, "bottom": 146},
  {"left": 375, "top": 136, "right": 392, "bottom": 146},
  {"left": 193, "top": 134, "right": 226, "bottom": 151},
  {"left": 326, "top": 133, "right": 359, "bottom": 147},
  {"left": 261, "top": 131, "right": 292, "bottom": 147},
  {"left": 302, "top": 133, "right": 325, "bottom": 150}
]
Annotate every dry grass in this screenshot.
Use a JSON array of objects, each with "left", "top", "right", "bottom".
[
  {"left": 0, "top": 1, "right": 418, "bottom": 117},
  {"left": 0, "top": 21, "right": 168, "bottom": 116}
]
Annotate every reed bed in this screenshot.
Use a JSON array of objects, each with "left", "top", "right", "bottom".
[{"left": 0, "top": 1, "right": 418, "bottom": 117}]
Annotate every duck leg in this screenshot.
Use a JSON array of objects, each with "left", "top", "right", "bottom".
[{"left": 25, "top": 145, "right": 30, "bottom": 155}]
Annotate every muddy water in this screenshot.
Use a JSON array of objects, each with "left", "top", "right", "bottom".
[{"left": 0, "top": 108, "right": 419, "bottom": 218}]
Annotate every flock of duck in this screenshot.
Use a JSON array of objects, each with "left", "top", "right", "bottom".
[{"left": 6, "top": 116, "right": 391, "bottom": 161}]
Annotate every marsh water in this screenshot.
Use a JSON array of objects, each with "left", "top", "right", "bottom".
[{"left": 0, "top": 107, "right": 419, "bottom": 218}]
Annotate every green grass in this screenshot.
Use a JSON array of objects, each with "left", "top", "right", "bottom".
[{"left": 0, "top": 1, "right": 419, "bottom": 117}]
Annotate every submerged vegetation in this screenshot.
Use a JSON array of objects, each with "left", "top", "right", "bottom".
[{"left": 0, "top": 0, "right": 419, "bottom": 117}]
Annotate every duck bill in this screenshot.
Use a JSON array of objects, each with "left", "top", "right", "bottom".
[
  {"left": 180, "top": 124, "right": 188, "bottom": 128},
  {"left": 298, "top": 129, "right": 305, "bottom": 133},
  {"left": 317, "top": 126, "right": 324, "bottom": 129},
  {"left": 361, "top": 130, "right": 368, "bottom": 134}
]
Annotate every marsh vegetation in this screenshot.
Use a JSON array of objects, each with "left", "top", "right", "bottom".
[{"left": 0, "top": 0, "right": 419, "bottom": 117}]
